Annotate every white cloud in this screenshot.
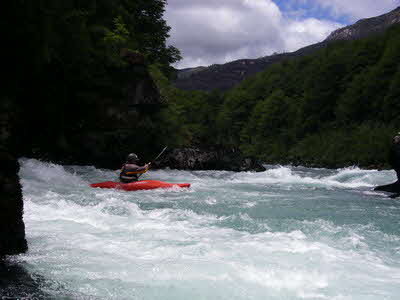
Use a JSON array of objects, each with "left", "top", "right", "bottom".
[
  {"left": 165, "top": 0, "right": 345, "bottom": 68},
  {"left": 284, "top": 18, "right": 342, "bottom": 51},
  {"left": 302, "top": 0, "right": 400, "bottom": 21},
  {"left": 323, "top": 0, "right": 399, "bottom": 20}
]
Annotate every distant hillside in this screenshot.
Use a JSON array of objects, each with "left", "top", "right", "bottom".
[
  {"left": 174, "top": 6, "right": 400, "bottom": 92},
  {"left": 176, "top": 66, "right": 207, "bottom": 79},
  {"left": 162, "top": 23, "right": 400, "bottom": 168}
]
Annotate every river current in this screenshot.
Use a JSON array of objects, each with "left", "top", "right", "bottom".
[{"left": 8, "top": 158, "right": 400, "bottom": 299}]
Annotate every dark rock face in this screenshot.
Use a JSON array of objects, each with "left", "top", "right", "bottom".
[
  {"left": 388, "top": 135, "right": 400, "bottom": 179},
  {"left": 174, "top": 7, "right": 400, "bottom": 92},
  {"left": 154, "top": 147, "right": 266, "bottom": 172},
  {"left": 123, "top": 50, "right": 161, "bottom": 107},
  {"left": 0, "top": 98, "right": 27, "bottom": 256},
  {"left": 0, "top": 151, "right": 27, "bottom": 256},
  {"left": 0, "top": 259, "right": 49, "bottom": 298},
  {"left": 374, "top": 134, "right": 400, "bottom": 198},
  {"left": 12, "top": 50, "right": 163, "bottom": 170}
]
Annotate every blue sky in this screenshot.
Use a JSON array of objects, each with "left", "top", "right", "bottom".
[
  {"left": 165, "top": 0, "right": 400, "bottom": 68},
  {"left": 275, "top": 0, "right": 399, "bottom": 23},
  {"left": 276, "top": 1, "right": 350, "bottom": 24}
]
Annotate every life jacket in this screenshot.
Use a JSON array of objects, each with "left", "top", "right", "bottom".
[{"left": 119, "top": 163, "right": 149, "bottom": 183}]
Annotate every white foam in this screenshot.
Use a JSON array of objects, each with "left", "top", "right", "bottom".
[
  {"left": 226, "top": 166, "right": 395, "bottom": 190},
  {"left": 19, "top": 158, "right": 85, "bottom": 187},
  {"left": 16, "top": 158, "right": 400, "bottom": 299}
]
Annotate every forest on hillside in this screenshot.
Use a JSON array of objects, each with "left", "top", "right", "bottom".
[
  {"left": 155, "top": 25, "right": 400, "bottom": 168},
  {"left": 4, "top": 1, "right": 400, "bottom": 169}
]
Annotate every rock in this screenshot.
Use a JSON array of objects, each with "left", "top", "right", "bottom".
[
  {"left": 154, "top": 147, "right": 266, "bottom": 172},
  {"left": 120, "top": 48, "right": 146, "bottom": 65},
  {"left": 120, "top": 48, "right": 161, "bottom": 107},
  {"left": 325, "top": 7, "right": 400, "bottom": 42},
  {"left": 0, "top": 259, "right": 50, "bottom": 298},
  {"left": 9, "top": 47, "right": 164, "bottom": 170},
  {"left": 0, "top": 97, "right": 27, "bottom": 256},
  {"left": 374, "top": 133, "right": 400, "bottom": 198},
  {"left": 0, "top": 149, "right": 27, "bottom": 256},
  {"left": 374, "top": 181, "right": 400, "bottom": 194},
  {"left": 389, "top": 134, "right": 400, "bottom": 180}
]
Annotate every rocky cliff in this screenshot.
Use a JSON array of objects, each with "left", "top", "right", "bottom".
[
  {"left": 0, "top": 100, "right": 27, "bottom": 256},
  {"left": 0, "top": 153, "right": 27, "bottom": 256},
  {"left": 174, "top": 7, "right": 400, "bottom": 92},
  {"left": 325, "top": 7, "right": 400, "bottom": 41},
  {"left": 374, "top": 134, "right": 400, "bottom": 198},
  {"left": 11, "top": 50, "right": 164, "bottom": 170}
]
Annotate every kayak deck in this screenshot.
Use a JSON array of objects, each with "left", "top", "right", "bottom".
[{"left": 90, "top": 180, "right": 190, "bottom": 191}]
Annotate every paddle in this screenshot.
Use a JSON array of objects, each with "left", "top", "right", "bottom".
[{"left": 137, "top": 146, "right": 168, "bottom": 179}]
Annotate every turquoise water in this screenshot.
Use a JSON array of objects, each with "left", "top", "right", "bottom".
[{"left": 11, "top": 158, "right": 400, "bottom": 299}]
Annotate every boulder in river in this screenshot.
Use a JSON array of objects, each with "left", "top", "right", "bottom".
[{"left": 374, "top": 134, "right": 400, "bottom": 198}]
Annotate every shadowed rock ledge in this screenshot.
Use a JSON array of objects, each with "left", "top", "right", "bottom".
[
  {"left": 0, "top": 150, "right": 27, "bottom": 256},
  {"left": 374, "top": 134, "right": 400, "bottom": 198},
  {"left": 0, "top": 98, "right": 27, "bottom": 256},
  {"left": 154, "top": 147, "right": 266, "bottom": 172}
]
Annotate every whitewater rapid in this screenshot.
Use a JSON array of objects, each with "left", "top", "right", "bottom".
[{"left": 9, "top": 158, "right": 400, "bottom": 299}]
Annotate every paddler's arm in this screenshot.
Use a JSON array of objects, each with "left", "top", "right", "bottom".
[{"left": 125, "top": 163, "right": 151, "bottom": 175}]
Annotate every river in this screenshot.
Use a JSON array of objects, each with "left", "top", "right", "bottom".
[{"left": 7, "top": 158, "right": 400, "bottom": 299}]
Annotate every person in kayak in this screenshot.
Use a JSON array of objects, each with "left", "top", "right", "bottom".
[{"left": 119, "top": 153, "right": 150, "bottom": 183}]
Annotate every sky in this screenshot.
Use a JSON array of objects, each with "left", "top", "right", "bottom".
[{"left": 165, "top": 0, "right": 400, "bottom": 69}]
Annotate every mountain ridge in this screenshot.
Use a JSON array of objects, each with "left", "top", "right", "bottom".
[
  {"left": 325, "top": 6, "right": 400, "bottom": 41},
  {"left": 173, "top": 6, "right": 400, "bottom": 92}
]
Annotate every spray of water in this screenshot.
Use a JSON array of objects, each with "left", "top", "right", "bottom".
[{"left": 13, "top": 158, "right": 400, "bottom": 299}]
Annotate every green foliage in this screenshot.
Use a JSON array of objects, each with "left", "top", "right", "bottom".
[
  {"left": 148, "top": 64, "right": 178, "bottom": 102},
  {"left": 383, "top": 67, "right": 400, "bottom": 126},
  {"left": 102, "top": 16, "right": 130, "bottom": 67},
  {"left": 6, "top": 0, "right": 180, "bottom": 84},
  {"left": 4, "top": 0, "right": 181, "bottom": 158},
  {"left": 240, "top": 90, "right": 291, "bottom": 156},
  {"left": 6, "top": 0, "right": 400, "bottom": 168},
  {"left": 290, "top": 123, "right": 395, "bottom": 167},
  {"left": 160, "top": 25, "right": 400, "bottom": 168}
]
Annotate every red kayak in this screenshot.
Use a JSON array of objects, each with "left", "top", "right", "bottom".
[{"left": 90, "top": 180, "right": 190, "bottom": 191}]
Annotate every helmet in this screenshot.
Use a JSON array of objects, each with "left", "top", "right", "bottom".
[{"left": 126, "top": 153, "right": 139, "bottom": 163}]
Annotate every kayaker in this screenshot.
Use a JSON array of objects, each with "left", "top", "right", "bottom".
[{"left": 119, "top": 153, "right": 150, "bottom": 183}]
